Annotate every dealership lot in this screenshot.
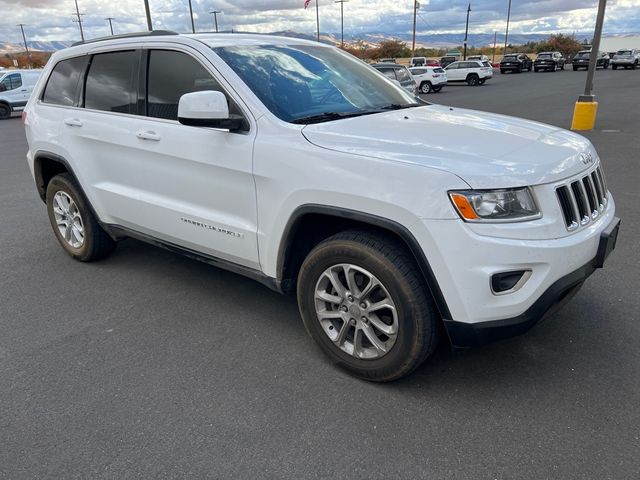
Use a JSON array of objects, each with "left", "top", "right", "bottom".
[{"left": 1, "top": 68, "right": 639, "bottom": 478}]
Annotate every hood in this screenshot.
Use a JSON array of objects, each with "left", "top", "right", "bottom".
[{"left": 302, "top": 104, "right": 595, "bottom": 189}]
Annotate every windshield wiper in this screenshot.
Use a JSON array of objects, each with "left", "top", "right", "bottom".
[
  {"left": 290, "top": 111, "right": 378, "bottom": 125},
  {"left": 378, "top": 103, "right": 422, "bottom": 110}
]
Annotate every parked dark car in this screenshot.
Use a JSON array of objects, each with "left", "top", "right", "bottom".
[
  {"left": 500, "top": 53, "right": 533, "bottom": 73},
  {"left": 572, "top": 50, "right": 610, "bottom": 70},
  {"left": 440, "top": 56, "right": 457, "bottom": 68},
  {"left": 534, "top": 51, "right": 566, "bottom": 72}
]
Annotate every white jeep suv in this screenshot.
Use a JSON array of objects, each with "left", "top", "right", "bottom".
[{"left": 24, "top": 32, "right": 620, "bottom": 381}]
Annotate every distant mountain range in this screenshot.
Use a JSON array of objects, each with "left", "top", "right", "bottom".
[{"left": 1, "top": 31, "right": 637, "bottom": 54}]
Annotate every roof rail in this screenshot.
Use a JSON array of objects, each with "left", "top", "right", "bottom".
[{"left": 72, "top": 30, "right": 179, "bottom": 47}]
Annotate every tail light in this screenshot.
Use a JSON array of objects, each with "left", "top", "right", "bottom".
[{"left": 21, "top": 111, "right": 27, "bottom": 127}]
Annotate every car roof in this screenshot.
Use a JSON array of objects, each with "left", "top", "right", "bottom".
[{"left": 372, "top": 62, "right": 404, "bottom": 68}]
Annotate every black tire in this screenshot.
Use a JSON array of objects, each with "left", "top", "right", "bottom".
[
  {"left": 419, "top": 81, "right": 432, "bottom": 94},
  {"left": 612, "top": 65, "right": 617, "bottom": 70},
  {"left": 573, "top": 66, "right": 578, "bottom": 71},
  {"left": 534, "top": 68, "right": 539, "bottom": 72},
  {"left": 297, "top": 231, "right": 440, "bottom": 382},
  {"left": 432, "top": 86, "right": 443, "bottom": 93},
  {"left": 517, "top": 66, "right": 522, "bottom": 73},
  {"left": 633, "top": 62, "right": 637, "bottom": 70},
  {"left": 478, "top": 79, "right": 486, "bottom": 85},
  {"left": 466, "top": 74, "right": 479, "bottom": 86},
  {"left": 500, "top": 69, "right": 506, "bottom": 74},
  {"left": 561, "top": 63, "right": 565, "bottom": 70},
  {"left": 46, "top": 173, "right": 117, "bottom": 262},
  {"left": 0, "top": 103, "right": 10, "bottom": 120},
  {"left": 603, "top": 62, "right": 608, "bottom": 70}
]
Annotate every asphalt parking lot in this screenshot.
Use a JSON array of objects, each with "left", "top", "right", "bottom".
[{"left": 1, "top": 68, "right": 639, "bottom": 479}]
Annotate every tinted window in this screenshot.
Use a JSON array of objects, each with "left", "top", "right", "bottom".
[
  {"left": 537, "top": 54, "right": 552, "bottom": 59},
  {"left": 377, "top": 67, "right": 397, "bottom": 79},
  {"left": 482, "top": 62, "right": 492, "bottom": 67},
  {"left": 84, "top": 51, "right": 136, "bottom": 113},
  {"left": 410, "top": 68, "right": 426, "bottom": 75},
  {"left": 1, "top": 73, "right": 22, "bottom": 91},
  {"left": 446, "top": 63, "right": 459, "bottom": 70},
  {"left": 503, "top": 55, "right": 517, "bottom": 61},
  {"left": 147, "top": 50, "right": 227, "bottom": 120},
  {"left": 462, "top": 62, "right": 477, "bottom": 69},
  {"left": 42, "top": 56, "right": 87, "bottom": 106}
]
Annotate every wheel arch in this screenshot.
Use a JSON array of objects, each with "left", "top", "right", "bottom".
[
  {"left": 33, "top": 151, "right": 75, "bottom": 202},
  {"left": 276, "top": 204, "right": 452, "bottom": 321}
]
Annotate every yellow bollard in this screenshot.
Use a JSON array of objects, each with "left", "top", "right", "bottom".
[{"left": 571, "top": 101, "right": 598, "bottom": 131}]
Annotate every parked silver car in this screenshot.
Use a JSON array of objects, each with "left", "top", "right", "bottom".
[{"left": 611, "top": 49, "right": 640, "bottom": 70}]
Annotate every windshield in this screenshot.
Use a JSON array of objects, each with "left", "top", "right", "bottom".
[
  {"left": 537, "top": 53, "right": 552, "bottom": 59},
  {"left": 503, "top": 55, "right": 517, "bottom": 61},
  {"left": 213, "top": 44, "right": 418, "bottom": 124},
  {"left": 575, "top": 52, "right": 590, "bottom": 58},
  {"left": 616, "top": 50, "right": 632, "bottom": 56}
]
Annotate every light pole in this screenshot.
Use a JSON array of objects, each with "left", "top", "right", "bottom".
[
  {"left": 73, "top": 0, "right": 85, "bottom": 42},
  {"left": 412, "top": 1, "right": 420, "bottom": 56},
  {"left": 144, "top": 0, "right": 153, "bottom": 31},
  {"left": 492, "top": 30, "right": 497, "bottom": 63},
  {"left": 463, "top": 3, "right": 471, "bottom": 60},
  {"left": 188, "top": 0, "right": 196, "bottom": 33},
  {"left": 105, "top": 17, "right": 115, "bottom": 35},
  {"left": 504, "top": 0, "right": 511, "bottom": 54},
  {"left": 209, "top": 10, "right": 221, "bottom": 32},
  {"left": 335, "top": 0, "right": 348, "bottom": 48},
  {"left": 17, "top": 24, "right": 32, "bottom": 66},
  {"left": 571, "top": 0, "right": 608, "bottom": 130}
]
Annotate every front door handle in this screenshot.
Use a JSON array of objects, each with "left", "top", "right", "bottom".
[
  {"left": 136, "top": 130, "right": 161, "bottom": 141},
  {"left": 64, "top": 118, "right": 83, "bottom": 127}
]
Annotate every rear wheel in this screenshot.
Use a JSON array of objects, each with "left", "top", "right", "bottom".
[
  {"left": 500, "top": 69, "right": 506, "bottom": 74},
  {"left": 46, "top": 174, "right": 117, "bottom": 261},
  {"left": 632, "top": 62, "right": 637, "bottom": 70},
  {"left": 297, "top": 231, "right": 440, "bottom": 382},
  {"left": 478, "top": 79, "right": 486, "bottom": 85},
  {"left": 466, "top": 74, "right": 479, "bottom": 86},
  {"left": 0, "top": 103, "right": 10, "bottom": 120},
  {"left": 573, "top": 66, "right": 578, "bottom": 71},
  {"left": 420, "top": 81, "right": 432, "bottom": 94}
]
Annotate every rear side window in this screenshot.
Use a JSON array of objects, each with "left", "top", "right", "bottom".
[
  {"left": 395, "top": 68, "right": 412, "bottom": 82},
  {"left": 147, "top": 50, "right": 227, "bottom": 121},
  {"left": 84, "top": 51, "right": 136, "bottom": 113},
  {"left": 42, "top": 56, "right": 87, "bottom": 106},
  {"left": 376, "top": 67, "right": 396, "bottom": 80}
]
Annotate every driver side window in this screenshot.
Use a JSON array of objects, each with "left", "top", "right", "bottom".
[{"left": 0, "top": 73, "right": 22, "bottom": 91}]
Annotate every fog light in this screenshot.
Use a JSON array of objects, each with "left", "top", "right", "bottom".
[{"left": 491, "top": 270, "right": 531, "bottom": 294}]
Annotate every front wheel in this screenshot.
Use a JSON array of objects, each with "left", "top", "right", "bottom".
[
  {"left": 0, "top": 103, "right": 10, "bottom": 120},
  {"left": 297, "top": 231, "right": 440, "bottom": 382},
  {"left": 420, "top": 81, "right": 432, "bottom": 94},
  {"left": 573, "top": 66, "right": 578, "bottom": 71},
  {"left": 46, "top": 174, "right": 117, "bottom": 261}
]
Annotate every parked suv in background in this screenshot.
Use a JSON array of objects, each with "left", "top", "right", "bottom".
[
  {"left": 409, "top": 66, "right": 447, "bottom": 94},
  {"left": 440, "top": 56, "right": 457, "bottom": 68},
  {"left": 500, "top": 53, "right": 533, "bottom": 73},
  {"left": 572, "top": 50, "right": 610, "bottom": 70},
  {"left": 0, "top": 69, "right": 42, "bottom": 119},
  {"left": 24, "top": 32, "right": 619, "bottom": 382},
  {"left": 467, "top": 55, "right": 491, "bottom": 65},
  {"left": 371, "top": 63, "right": 417, "bottom": 95},
  {"left": 611, "top": 49, "right": 640, "bottom": 69},
  {"left": 534, "top": 52, "right": 566, "bottom": 72},
  {"left": 444, "top": 60, "right": 493, "bottom": 86}
]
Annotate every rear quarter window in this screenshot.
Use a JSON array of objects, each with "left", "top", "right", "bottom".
[{"left": 42, "top": 56, "right": 87, "bottom": 106}]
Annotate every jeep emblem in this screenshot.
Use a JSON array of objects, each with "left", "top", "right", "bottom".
[{"left": 580, "top": 152, "right": 594, "bottom": 165}]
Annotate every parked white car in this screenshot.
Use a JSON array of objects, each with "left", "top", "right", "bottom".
[
  {"left": 0, "top": 69, "right": 42, "bottom": 119},
  {"left": 611, "top": 49, "right": 640, "bottom": 70},
  {"left": 466, "top": 55, "right": 491, "bottom": 64},
  {"left": 409, "top": 66, "right": 447, "bottom": 94},
  {"left": 23, "top": 32, "right": 619, "bottom": 381},
  {"left": 444, "top": 60, "right": 493, "bottom": 86}
]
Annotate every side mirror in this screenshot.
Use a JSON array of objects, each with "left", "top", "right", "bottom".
[{"left": 178, "top": 90, "right": 245, "bottom": 131}]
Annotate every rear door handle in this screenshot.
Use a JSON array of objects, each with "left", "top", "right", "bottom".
[
  {"left": 64, "top": 118, "right": 83, "bottom": 127},
  {"left": 136, "top": 130, "right": 161, "bottom": 141}
]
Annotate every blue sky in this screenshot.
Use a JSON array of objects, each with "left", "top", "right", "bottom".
[{"left": 1, "top": 0, "right": 639, "bottom": 42}]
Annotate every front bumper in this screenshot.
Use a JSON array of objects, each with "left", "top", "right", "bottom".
[{"left": 444, "top": 216, "right": 620, "bottom": 347}]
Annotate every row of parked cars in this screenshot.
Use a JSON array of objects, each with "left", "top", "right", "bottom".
[{"left": 498, "top": 49, "right": 640, "bottom": 73}]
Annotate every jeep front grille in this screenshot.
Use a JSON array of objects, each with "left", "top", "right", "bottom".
[{"left": 556, "top": 166, "right": 608, "bottom": 231}]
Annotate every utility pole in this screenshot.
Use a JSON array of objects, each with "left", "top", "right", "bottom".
[
  {"left": 209, "top": 10, "right": 221, "bottom": 32},
  {"left": 188, "top": 0, "right": 196, "bottom": 33},
  {"left": 72, "top": 0, "right": 85, "bottom": 42},
  {"left": 504, "top": 0, "right": 512, "bottom": 54},
  {"left": 463, "top": 3, "right": 471, "bottom": 60},
  {"left": 105, "top": 17, "right": 115, "bottom": 35},
  {"left": 412, "top": 1, "right": 420, "bottom": 56},
  {"left": 571, "top": 0, "right": 608, "bottom": 130},
  {"left": 144, "top": 0, "right": 153, "bottom": 31},
  {"left": 315, "top": 0, "right": 320, "bottom": 42},
  {"left": 335, "top": 0, "right": 348, "bottom": 48},
  {"left": 17, "top": 24, "right": 32, "bottom": 66},
  {"left": 492, "top": 30, "right": 497, "bottom": 63}
]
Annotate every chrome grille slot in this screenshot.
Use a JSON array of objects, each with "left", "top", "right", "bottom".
[{"left": 555, "top": 164, "right": 608, "bottom": 232}]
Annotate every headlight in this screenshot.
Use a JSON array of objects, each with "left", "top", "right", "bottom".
[{"left": 448, "top": 188, "right": 541, "bottom": 222}]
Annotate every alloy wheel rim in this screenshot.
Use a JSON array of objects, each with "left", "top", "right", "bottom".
[
  {"left": 52, "top": 191, "right": 85, "bottom": 248},
  {"left": 314, "top": 263, "right": 398, "bottom": 360}
]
